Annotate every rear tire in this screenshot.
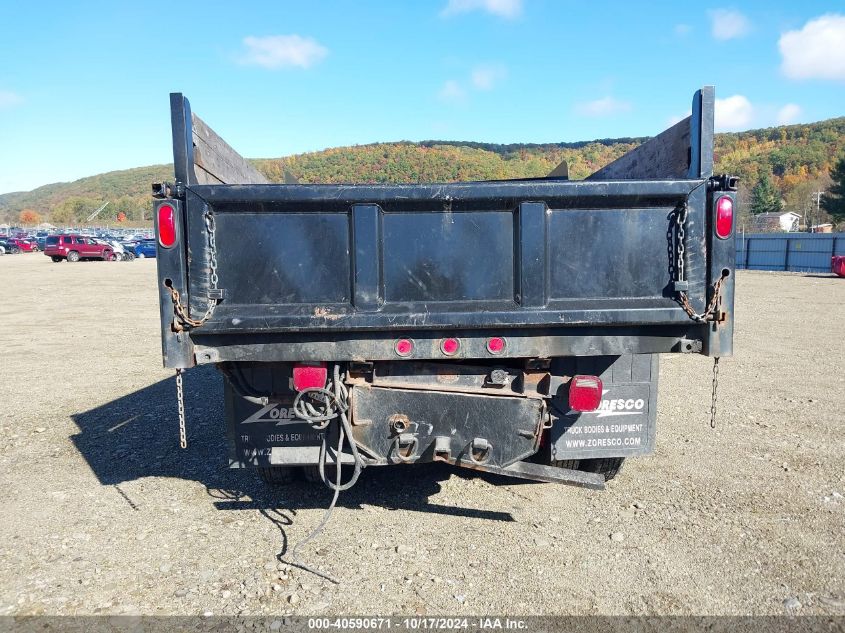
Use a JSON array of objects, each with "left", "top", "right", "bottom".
[
  {"left": 66, "top": 250, "right": 80, "bottom": 262},
  {"left": 257, "top": 466, "right": 296, "bottom": 486},
  {"left": 580, "top": 457, "right": 625, "bottom": 482},
  {"left": 302, "top": 464, "right": 338, "bottom": 485},
  {"left": 113, "top": 252, "right": 123, "bottom": 261},
  {"left": 550, "top": 459, "right": 581, "bottom": 470},
  {"left": 137, "top": 252, "right": 145, "bottom": 259}
]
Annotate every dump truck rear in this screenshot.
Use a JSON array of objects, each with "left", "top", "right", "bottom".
[{"left": 153, "top": 86, "right": 736, "bottom": 491}]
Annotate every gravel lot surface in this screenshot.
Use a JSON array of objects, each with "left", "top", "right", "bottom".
[{"left": 0, "top": 255, "right": 843, "bottom": 617}]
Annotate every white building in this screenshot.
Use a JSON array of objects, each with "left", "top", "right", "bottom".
[{"left": 750, "top": 211, "right": 801, "bottom": 232}]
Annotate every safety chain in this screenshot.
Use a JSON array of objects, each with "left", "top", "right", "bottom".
[
  {"left": 176, "top": 368, "right": 187, "bottom": 448},
  {"left": 166, "top": 207, "right": 221, "bottom": 329},
  {"left": 674, "top": 201, "right": 727, "bottom": 323},
  {"left": 678, "top": 274, "right": 727, "bottom": 323},
  {"left": 709, "top": 357, "right": 720, "bottom": 429},
  {"left": 676, "top": 202, "right": 687, "bottom": 283}
]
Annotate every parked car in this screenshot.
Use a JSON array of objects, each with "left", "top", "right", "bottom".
[
  {"left": 36, "top": 236, "right": 48, "bottom": 250},
  {"left": 43, "top": 234, "right": 115, "bottom": 262},
  {"left": 134, "top": 239, "right": 157, "bottom": 258},
  {"left": 95, "top": 238, "right": 134, "bottom": 261},
  {"left": 4, "top": 238, "right": 38, "bottom": 253}
]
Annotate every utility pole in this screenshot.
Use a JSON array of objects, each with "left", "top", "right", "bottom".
[{"left": 811, "top": 191, "right": 824, "bottom": 232}]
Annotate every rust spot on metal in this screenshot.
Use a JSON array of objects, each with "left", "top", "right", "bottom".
[
  {"left": 313, "top": 306, "right": 343, "bottom": 321},
  {"left": 522, "top": 371, "right": 551, "bottom": 396},
  {"left": 388, "top": 413, "right": 411, "bottom": 433},
  {"left": 435, "top": 369, "right": 460, "bottom": 384}
]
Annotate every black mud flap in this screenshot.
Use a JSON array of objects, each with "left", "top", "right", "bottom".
[
  {"left": 225, "top": 380, "right": 325, "bottom": 468},
  {"left": 550, "top": 355, "right": 658, "bottom": 461},
  {"left": 349, "top": 386, "right": 545, "bottom": 468}
]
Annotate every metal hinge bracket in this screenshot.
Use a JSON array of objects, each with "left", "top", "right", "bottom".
[{"left": 707, "top": 174, "right": 739, "bottom": 192}]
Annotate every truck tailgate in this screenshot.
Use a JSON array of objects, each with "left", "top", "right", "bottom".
[{"left": 182, "top": 179, "right": 710, "bottom": 333}]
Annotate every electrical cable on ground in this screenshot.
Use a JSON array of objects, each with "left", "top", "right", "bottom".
[{"left": 285, "top": 364, "right": 365, "bottom": 584}]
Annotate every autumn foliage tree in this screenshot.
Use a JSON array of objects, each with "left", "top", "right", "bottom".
[{"left": 18, "top": 209, "right": 41, "bottom": 224}]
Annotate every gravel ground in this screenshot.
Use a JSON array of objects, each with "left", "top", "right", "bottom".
[{"left": 0, "top": 254, "right": 843, "bottom": 617}]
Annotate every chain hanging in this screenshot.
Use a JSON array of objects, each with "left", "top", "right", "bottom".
[
  {"left": 709, "top": 357, "right": 720, "bottom": 429},
  {"left": 674, "top": 201, "right": 727, "bottom": 323},
  {"left": 167, "top": 207, "right": 221, "bottom": 329},
  {"left": 176, "top": 368, "right": 187, "bottom": 449}
]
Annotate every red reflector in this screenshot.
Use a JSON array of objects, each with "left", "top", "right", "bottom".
[
  {"left": 569, "top": 375, "right": 603, "bottom": 412},
  {"left": 486, "top": 337, "right": 506, "bottom": 354},
  {"left": 395, "top": 339, "right": 414, "bottom": 357},
  {"left": 441, "top": 338, "right": 460, "bottom": 355},
  {"left": 715, "top": 196, "right": 733, "bottom": 239},
  {"left": 158, "top": 204, "right": 176, "bottom": 248},
  {"left": 292, "top": 363, "right": 327, "bottom": 391}
]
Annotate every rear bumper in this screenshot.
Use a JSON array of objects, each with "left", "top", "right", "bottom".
[{"left": 223, "top": 355, "right": 658, "bottom": 472}]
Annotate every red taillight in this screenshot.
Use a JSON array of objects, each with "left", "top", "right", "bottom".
[
  {"left": 715, "top": 196, "right": 733, "bottom": 239},
  {"left": 441, "top": 337, "right": 460, "bottom": 356},
  {"left": 486, "top": 337, "right": 506, "bottom": 354},
  {"left": 395, "top": 339, "right": 414, "bottom": 357},
  {"left": 158, "top": 204, "right": 176, "bottom": 248},
  {"left": 292, "top": 363, "right": 327, "bottom": 392},
  {"left": 569, "top": 375, "right": 603, "bottom": 412}
]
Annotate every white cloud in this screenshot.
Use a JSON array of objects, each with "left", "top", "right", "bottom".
[
  {"left": 0, "top": 90, "right": 23, "bottom": 109},
  {"left": 777, "top": 103, "right": 803, "bottom": 125},
  {"left": 779, "top": 14, "right": 845, "bottom": 80},
  {"left": 440, "top": 0, "right": 523, "bottom": 19},
  {"left": 708, "top": 9, "right": 751, "bottom": 40},
  {"left": 470, "top": 64, "right": 507, "bottom": 90},
  {"left": 715, "top": 95, "right": 753, "bottom": 131},
  {"left": 574, "top": 96, "right": 632, "bottom": 117},
  {"left": 437, "top": 64, "right": 507, "bottom": 104},
  {"left": 239, "top": 35, "right": 328, "bottom": 69},
  {"left": 438, "top": 80, "right": 468, "bottom": 104},
  {"left": 674, "top": 23, "right": 691, "bottom": 36}
]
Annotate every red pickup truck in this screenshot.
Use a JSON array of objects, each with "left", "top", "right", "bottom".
[{"left": 43, "top": 235, "right": 114, "bottom": 262}]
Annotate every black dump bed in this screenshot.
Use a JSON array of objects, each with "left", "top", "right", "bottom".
[{"left": 155, "top": 87, "right": 735, "bottom": 368}]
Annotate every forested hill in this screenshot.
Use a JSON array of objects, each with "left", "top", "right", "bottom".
[{"left": 2, "top": 117, "right": 844, "bottom": 225}]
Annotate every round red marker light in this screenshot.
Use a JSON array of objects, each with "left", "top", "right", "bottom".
[
  {"left": 157, "top": 204, "right": 176, "bottom": 248},
  {"left": 395, "top": 338, "right": 414, "bottom": 357},
  {"left": 486, "top": 337, "right": 506, "bottom": 354},
  {"left": 715, "top": 195, "right": 734, "bottom": 239},
  {"left": 441, "top": 337, "right": 460, "bottom": 356}
]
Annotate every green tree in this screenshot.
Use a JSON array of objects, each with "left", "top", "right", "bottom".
[
  {"left": 821, "top": 156, "right": 845, "bottom": 223},
  {"left": 750, "top": 173, "right": 783, "bottom": 215},
  {"left": 51, "top": 197, "right": 99, "bottom": 225}
]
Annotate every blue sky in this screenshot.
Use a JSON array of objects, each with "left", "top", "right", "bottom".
[{"left": 1, "top": 0, "right": 844, "bottom": 193}]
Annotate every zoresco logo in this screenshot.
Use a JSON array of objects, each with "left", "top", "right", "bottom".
[
  {"left": 595, "top": 390, "right": 646, "bottom": 418},
  {"left": 242, "top": 403, "right": 299, "bottom": 425}
]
